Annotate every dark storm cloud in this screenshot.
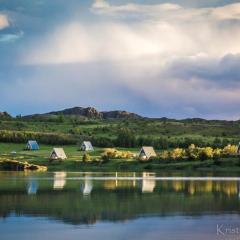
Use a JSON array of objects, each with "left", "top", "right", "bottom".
[{"left": 163, "top": 54, "right": 240, "bottom": 87}]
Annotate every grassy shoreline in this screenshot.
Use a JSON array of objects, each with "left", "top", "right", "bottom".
[{"left": 0, "top": 143, "right": 240, "bottom": 173}]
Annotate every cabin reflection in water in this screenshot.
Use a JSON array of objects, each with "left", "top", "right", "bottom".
[
  {"left": 27, "top": 178, "right": 38, "bottom": 195},
  {"left": 81, "top": 178, "right": 93, "bottom": 196},
  {"left": 1, "top": 172, "right": 240, "bottom": 227},
  {"left": 103, "top": 172, "right": 137, "bottom": 190},
  {"left": 141, "top": 172, "right": 156, "bottom": 193},
  {"left": 20, "top": 172, "right": 240, "bottom": 198},
  {"left": 238, "top": 181, "right": 240, "bottom": 199},
  {"left": 53, "top": 172, "right": 66, "bottom": 190}
]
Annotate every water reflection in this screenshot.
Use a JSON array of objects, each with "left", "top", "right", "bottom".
[
  {"left": 142, "top": 172, "right": 156, "bottom": 193},
  {"left": 53, "top": 172, "right": 66, "bottom": 190},
  {"left": 27, "top": 178, "right": 38, "bottom": 195},
  {"left": 239, "top": 182, "right": 240, "bottom": 199},
  {"left": 0, "top": 172, "right": 240, "bottom": 225},
  {"left": 81, "top": 176, "right": 93, "bottom": 196}
]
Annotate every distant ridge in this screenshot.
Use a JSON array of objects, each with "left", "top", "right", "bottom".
[
  {"left": 24, "top": 107, "right": 143, "bottom": 120},
  {"left": 0, "top": 111, "right": 11, "bottom": 118}
]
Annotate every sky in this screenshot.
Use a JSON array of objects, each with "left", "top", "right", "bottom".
[{"left": 0, "top": 0, "right": 240, "bottom": 119}]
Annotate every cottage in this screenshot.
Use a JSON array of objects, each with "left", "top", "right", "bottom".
[
  {"left": 80, "top": 141, "right": 94, "bottom": 151},
  {"left": 49, "top": 148, "right": 67, "bottom": 161},
  {"left": 139, "top": 146, "right": 157, "bottom": 160},
  {"left": 26, "top": 140, "right": 39, "bottom": 150}
]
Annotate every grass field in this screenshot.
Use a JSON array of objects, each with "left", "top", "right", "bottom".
[
  {"left": 1, "top": 143, "right": 240, "bottom": 172},
  {"left": 0, "top": 115, "right": 240, "bottom": 172}
]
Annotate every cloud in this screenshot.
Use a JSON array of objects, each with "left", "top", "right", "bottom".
[
  {"left": 113, "top": 53, "right": 240, "bottom": 118},
  {"left": 92, "top": 0, "right": 182, "bottom": 16},
  {"left": 4, "top": 54, "right": 240, "bottom": 119},
  {"left": 0, "top": 31, "right": 24, "bottom": 43},
  {"left": 24, "top": 21, "right": 184, "bottom": 64},
  {"left": 91, "top": 1, "right": 240, "bottom": 21},
  {"left": 92, "top": 0, "right": 110, "bottom": 9},
  {"left": 0, "top": 14, "right": 9, "bottom": 30},
  {"left": 23, "top": 2, "right": 240, "bottom": 65},
  {"left": 18, "top": 1, "right": 240, "bottom": 119},
  {"left": 211, "top": 3, "right": 240, "bottom": 20}
]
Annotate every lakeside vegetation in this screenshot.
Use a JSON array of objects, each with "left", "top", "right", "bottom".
[
  {"left": 0, "top": 143, "right": 240, "bottom": 172},
  {"left": 0, "top": 114, "right": 240, "bottom": 171},
  {"left": 1, "top": 116, "right": 240, "bottom": 148}
]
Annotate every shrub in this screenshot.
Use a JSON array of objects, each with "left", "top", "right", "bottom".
[
  {"left": 154, "top": 144, "right": 237, "bottom": 162},
  {"left": 200, "top": 147, "right": 214, "bottom": 160},
  {"left": 186, "top": 144, "right": 199, "bottom": 160},
  {"left": 101, "top": 148, "right": 133, "bottom": 160},
  {"left": 223, "top": 144, "right": 238, "bottom": 156},
  {"left": 82, "top": 153, "right": 91, "bottom": 162},
  {"left": 159, "top": 150, "right": 170, "bottom": 160},
  {"left": 170, "top": 148, "right": 185, "bottom": 160}
]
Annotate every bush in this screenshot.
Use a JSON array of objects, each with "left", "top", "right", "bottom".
[
  {"left": 155, "top": 144, "right": 238, "bottom": 162},
  {"left": 82, "top": 153, "right": 91, "bottom": 162},
  {"left": 101, "top": 148, "right": 133, "bottom": 160},
  {"left": 169, "top": 148, "right": 185, "bottom": 160},
  {"left": 223, "top": 144, "right": 238, "bottom": 156},
  {"left": 0, "top": 130, "right": 76, "bottom": 145},
  {"left": 199, "top": 147, "right": 214, "bottom": 161}
]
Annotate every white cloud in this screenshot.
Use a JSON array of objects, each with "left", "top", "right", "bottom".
[
  {"left": 0, "top": 14, "right": 9, "bottom": 30},
  {"left": 19, "top": 1, "right": 240, "bottom": 119},
  {"left": 211, "top": 3, "right": 240, "bottom": 20},
  {"left": 92, "top": 0, "right": 182, "bottom": 16},
  {"left": 23, "top": 2, "right": 240, "bottom": 65},
  {"left": 24, "top": 21, "right": 196, "bottom": 64},
  {"left": 92, "top": 0, "right": 110, "bottom": 9},
  {"left": 0, "top": 31, "right": 24, "bottom": 43},
  {"left": 91, "top": 1, "right": 240, "bottom": 21}
]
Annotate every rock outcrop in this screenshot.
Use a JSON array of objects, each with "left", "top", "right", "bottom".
[{"left": 25, "top": 107, "right": 142, "bottom": 120}]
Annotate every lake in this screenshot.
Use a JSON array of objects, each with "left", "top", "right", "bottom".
[{"left": 0, "top": 171, "right": 240, "bottom": 240}]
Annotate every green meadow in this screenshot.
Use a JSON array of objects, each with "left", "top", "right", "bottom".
[
  {"left": 0, "top": 142, "right": 240, "bottom": 172},
  {"left": 1, "top": 117, "right": 240, "bottom": 148},
  {"left": 0, "top": 116, "right": 240, "bottom": 172}
]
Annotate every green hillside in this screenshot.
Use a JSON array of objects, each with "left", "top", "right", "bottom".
[{"left": 0, "top": 113, "right": 240, "bottom": 149}]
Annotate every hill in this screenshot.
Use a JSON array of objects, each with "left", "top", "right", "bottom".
[
  {"left": 24, "top": 107, "right": 142, "bottom": 120},
  {"left": 0, "top": 111, "right": 11, "bottom": 119},
  {"left": 0, "top": 106, "right": 240, "bottom": 150}
]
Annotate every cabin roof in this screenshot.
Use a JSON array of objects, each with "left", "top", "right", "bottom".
[
  {"left": 140, "top": 146, "right": 157, "bottom": 159},
  {"left": 51, "top": 148, "right": 67, "bottom": 159},
  {"left": 27, "top": 140, "right": 39, "bottom": 149},
  {"left": 82, "top": 141, "right": 94, "bottom": 149}
]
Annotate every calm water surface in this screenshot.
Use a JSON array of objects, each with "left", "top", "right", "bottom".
[{"left": 0, "top": 171, "right": 240, "bottom": 240}]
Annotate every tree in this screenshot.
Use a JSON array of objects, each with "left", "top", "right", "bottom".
[
  {"left": 57, "top": 113, "right": 65, "bottom": 123},
  {"left": 115, "top": 128, "right": 136, "bottom": 147},
  {"left": 213, "top": 138, "right": 222, "bottom": 148}
]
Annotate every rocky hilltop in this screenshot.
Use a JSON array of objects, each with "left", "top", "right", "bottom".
[
  {"left": 49, "top": 107, "right": 103, "bottom": 119},
  {"left": 0, "top": 111, "right": 11, "bottom": 118},
  {"left": 25, "top": 107, "right": 142, "bottom": 120}
]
